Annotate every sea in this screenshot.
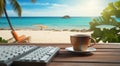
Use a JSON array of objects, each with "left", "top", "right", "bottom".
[{"left": 0, "top": 17, "right": 120, "bottom": 30}]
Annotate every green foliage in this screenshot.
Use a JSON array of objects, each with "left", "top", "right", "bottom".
[
  {"left": 0, "top": 0, "right": 5, "bottom": 16},
  {"left": 0, "top": 0, "right": 36, "bottom": 16},
  {"left": 115, "top": 10, "right": 120, "bottom": 17},
  {"left": 89, "top": 16, "right": 119, "bottom": 30},
  {"left": 0, "top": 0, "right": 22, "bottom": 16},
  {"left": 101, "top": 0, "right": 120, "bottom": 18},
  {"left": 89, "top": 0, "right": 120, "bottom": 43},
  {"left": 9, "top": 0, "right": 22, "bottom": 16},
  {"left": 92, "top": 27, "right": 120, "bottom": 43},
  {"left": 0, "top": 37, "right": 8, "bottom": 43}
]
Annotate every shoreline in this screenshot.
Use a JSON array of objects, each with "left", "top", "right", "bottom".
[
  {"left": 0, "top": 30, "right": 93, "bottom": 43},
  {"left": 0, "top": 28, "right": 91, "bottom": 32}
]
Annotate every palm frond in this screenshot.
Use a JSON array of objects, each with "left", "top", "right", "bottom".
[
  {"left": 9, "top": 0, "right": 22, "bottom": 16},
  {"left": 0, "top": 0, "right": 5, "bottom": 16}
]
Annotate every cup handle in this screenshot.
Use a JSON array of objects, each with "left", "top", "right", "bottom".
[{"left": 88, "top": 37, "right": 96, "bottom": 47}]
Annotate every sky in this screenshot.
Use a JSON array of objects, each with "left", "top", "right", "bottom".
[{"left": 6, "top": 0, "right": 118, "bottom": 17}]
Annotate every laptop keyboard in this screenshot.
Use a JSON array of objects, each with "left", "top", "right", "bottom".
[{"left": 0, "top": 45, "right": 59, "bottom": 66}]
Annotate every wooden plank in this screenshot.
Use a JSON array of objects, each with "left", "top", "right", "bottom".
[
  {"left": 49, "top": 62, "right": 120, "bottom": 66},
  {"left": 94, "top": 44, "right": 120, "bottom": 48},
  {"left": 59, "top": 51, "right": 120, "bottom": 56},
  {"left": 0, "top": 43, "right": 120, "bottom": 48},
  {"left": 61, "top": 48, "right": 120, "bottom": 52},
  {"left": 95, "top": 48, "right": 120, "bottom": 52},
  {"left": 53, "top": 51, "right": 120, "bottom": 63}
]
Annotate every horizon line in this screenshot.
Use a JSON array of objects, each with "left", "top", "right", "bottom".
[{"left": 1, "top": 16, "right": 100, "bottom": 17}]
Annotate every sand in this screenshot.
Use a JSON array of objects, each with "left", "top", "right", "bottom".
[{"left": 0, "top": 30, "right": 93, "bottom": 43}]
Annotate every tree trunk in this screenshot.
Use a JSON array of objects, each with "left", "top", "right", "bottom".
[{"left": 4, "top": 7, "right": 14, "bottom": 31}]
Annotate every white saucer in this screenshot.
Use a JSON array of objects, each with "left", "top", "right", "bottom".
[{"left": 65, "top": 47, "right": 96, "bottom": 53}]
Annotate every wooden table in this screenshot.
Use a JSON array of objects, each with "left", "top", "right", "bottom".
[
  {"left": 46, "top": 43, "right": 120, "bottom": 66},
  {"left": 1, "top": 43, "right": 120, "bottom": 66}
]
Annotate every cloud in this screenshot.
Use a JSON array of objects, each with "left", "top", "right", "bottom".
[
  {"left": 20, "top": 2, "right": 68, "bottom": 9},
  {"left": 20, "top": 2, "right": 67, "bottom": 6},
  {"left": 55, "top": 0, "right": 104, "bottom": 16},
  {"left": 7, "top": 4, "right": 102, "bottom": 17},
  {"left": 20, "top": 2, "right": 50, "bottom": 6},
  {"left": 7, "top": 10, "right": 18, "bottom": 16},
  {"left": 49, "top": 3, "right": 68, "bottom": 8},
  {"left": 7, "top": 1, "right": 105, "bottom": 17},
  {"left": 21, "top": 9, "right": 64, "bottom": 16}
]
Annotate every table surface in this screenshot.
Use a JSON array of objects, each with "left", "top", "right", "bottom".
[
  {"left": 1, "top": 43, "right": 120, "bottom": 66},
  {"left": 47, "top": 44, "right": 120, "bottom": 66}
]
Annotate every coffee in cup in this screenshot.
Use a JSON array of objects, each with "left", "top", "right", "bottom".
[{"left": 70, "top": 34, "right": 96, "bottom": 51}]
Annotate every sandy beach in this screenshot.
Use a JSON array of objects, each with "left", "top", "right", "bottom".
[{"left": 0, "top": 30, "right": 93, "bottom": 43}]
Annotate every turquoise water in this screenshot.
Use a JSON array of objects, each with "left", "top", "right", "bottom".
[{"left": 0, "top": 17, "right": 119, "bottom": 30}]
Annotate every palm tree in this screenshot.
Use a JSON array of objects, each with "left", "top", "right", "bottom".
[
  {"left": 0, "top": 0, "right": 36, "bottom": 31},
  {"left": 0, "top": 0, "right": 22, "bottom": 31}
]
